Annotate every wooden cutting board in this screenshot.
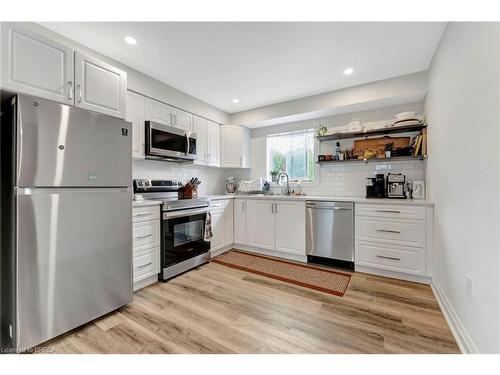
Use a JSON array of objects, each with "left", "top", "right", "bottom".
[{"left": 353, "top": 136, "right": 410, "bottom": 158}]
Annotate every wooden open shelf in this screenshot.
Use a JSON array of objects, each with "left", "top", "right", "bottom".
[
  {"left": 316, "top": 155, "right": 425, "bottom": 164},
  {"left": 316, "top": 123, "right": 426, "bottom": 142}
]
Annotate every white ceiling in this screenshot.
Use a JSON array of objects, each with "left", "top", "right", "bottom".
[{"left": 41, "top": 22, "right": 446, "bottom": 113}]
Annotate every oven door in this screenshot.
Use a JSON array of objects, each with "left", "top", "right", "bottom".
[
  {"left": 161, "top": 208, "right": 210, "bottom": 269},
  {"left": 145, "top": 121, "right": 196, "bottom": 160}
]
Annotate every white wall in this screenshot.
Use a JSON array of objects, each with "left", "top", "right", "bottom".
[
  {"left": 230, "top": 71, "right": 428, "bottom": 128},
  {"left": 249, "top": 102, "right": 426, "bottom": 197},
  {"left": 424, "top": 23, "right": 500, "bottom": 353}
]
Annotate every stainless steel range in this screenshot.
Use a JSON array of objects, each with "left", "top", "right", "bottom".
[{"left": 133, "top": 179, "right": 210, "bottom": 281}]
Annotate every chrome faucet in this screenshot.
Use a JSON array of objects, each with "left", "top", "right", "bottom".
[{"left": 277, "top": 171, "right": 291, "bottom": 195}]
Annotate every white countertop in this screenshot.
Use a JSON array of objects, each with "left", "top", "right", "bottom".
[
  {"left": 132, "top": 199, "right": 162, "bottom": 208},
  {"left": 206, "top": 194, "right": 433, "bottom": 206}
]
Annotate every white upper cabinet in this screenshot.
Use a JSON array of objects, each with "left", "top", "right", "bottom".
[
  {"left": 1, "top": 23, "right": 74, "bottom": 105},
  {"left": 74, "top": 52, "right": 127, "bottom": 119},
  {"left": 207, "top": 120, "right": 221, "bottom": 167},
  {"left": 221, "top": 125, "right": 251, "bottom": 168},
  {"left": 193, "top": 115, "right": 208, "bottom": 165},
  {"left": 144, "top": 97, "right": 172, "bottom": 125},
  {"left": 193, "top": 115, "right": 220, "bottom": 167},
  {"left": 144, "top": 97, "right": 193, "bottom": 131},
  {"left": 171, "top": 107, "right": 193, "bottom": 132},
  {"left": 126, "top": 91, "right": 145, "bottom": 159}
]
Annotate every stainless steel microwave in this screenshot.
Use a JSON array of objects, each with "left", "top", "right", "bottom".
[{"left": 145, "top": 121, "right": 197, "bottom": 162}]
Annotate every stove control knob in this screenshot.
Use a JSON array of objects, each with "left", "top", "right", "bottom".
[
  {"left": 138, "top": 181, "right": 143, "bottom": 186},
  {"left": 178, "top": 181, "right": 182, "bottom": 186},
  {"left": 145, "top": 181, "right": 150, "bottom": 186}
]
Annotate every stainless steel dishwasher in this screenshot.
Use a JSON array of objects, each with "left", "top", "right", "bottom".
[{"left": 306, "top": 201, "right": 354, "bottom": 270}]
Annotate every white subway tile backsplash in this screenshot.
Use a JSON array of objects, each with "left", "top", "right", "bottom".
[{"left": 133, "top": 159, "right": 250, "bottom": 196}]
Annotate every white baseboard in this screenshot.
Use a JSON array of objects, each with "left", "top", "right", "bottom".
[
  {"left": 431, "top": 277, "right": 477, "bottom": 354},
  {"left": 355, "top": 265, "right": 431, "bottom": 284},
  {"left": 231, "top": 244, "right": 308, "bottom": 263},
  {"left": 210, "top": 244, "right": 233, "bottom": 258},
  {"left": 133, "top": 274, "right": 158, "bottom": 292}
]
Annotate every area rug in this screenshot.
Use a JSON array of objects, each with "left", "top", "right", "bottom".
[{"left": 212, "top": 250, "right": 351, "bottom": 296}]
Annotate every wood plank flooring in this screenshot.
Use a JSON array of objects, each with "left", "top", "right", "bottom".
[{"left": 42, "top": 256, "right": 460, "bottom": 354}]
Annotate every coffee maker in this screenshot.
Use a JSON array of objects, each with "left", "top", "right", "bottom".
[
  {"left": 366, "top": 174, "right": 386, "bottom": 198},
  {"left": 386, "top": 173, "right": 406, "bottom": 199}
]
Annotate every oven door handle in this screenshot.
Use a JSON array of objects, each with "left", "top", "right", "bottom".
[{"left": 163, "top": 207, "right": 208, "bottom": 219}]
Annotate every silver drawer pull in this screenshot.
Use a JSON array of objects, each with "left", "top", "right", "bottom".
[
  {"left": 376, "top": 229, "right": 401, "bottom": 234},
  {"left": 136, "top": 262, "right": 152, "bottom": 269},
  {"left": 376, "top": 255, "right": 401, "bottom": 261},
  {"left": 135, "top": 213, "right": 152, "bottom": 217},
  {"left": 135, "top": 234, "right": 152, "bottom": 240},
  {"left": 375, "top": 209, "right": 401, "bottom": 214}
]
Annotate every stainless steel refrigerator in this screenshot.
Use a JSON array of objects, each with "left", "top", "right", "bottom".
[{"left": 0, "top": 93, "right": 133, "bottom": 352}]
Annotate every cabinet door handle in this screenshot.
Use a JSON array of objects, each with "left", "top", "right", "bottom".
[
  {"left": 274, "top": 203, "right": 278, "bottom": 213},
  {"left": 137, "top": 262, "right": 152, "bottom": 269},
  {"left": 239, "top": 156, "right": 243, "bottom": 166},
  {"left": 77, "top": 84, "right": 82, "bottom": 103},
  {"left": 134, "top": 213, "right": 152, "bottom": 217},
  {"left": 376, "top": 229, "right": 401, "bottom": 234},
  {"left": 135, "top": 234, "right": 152, "bottom": 240},
  {"left": 173, "top": 114, "right": 177, "bottom": 125},
  {"left": 169, "top": 114, "right": 173, "bottom": 125},
  {"left": 375, "top": 209, "right": 401, "bottom": 214},
  {"left": 271, "top": 203, "right": 274, "bottom": 214},
  {"left": 67, "top": 81, "right": 73, "bottom": 101},
  {"left": 242, "top": 202, "right": 245, "bottom": 212},
  {"left": 376, "top": 255, "right": 401, "bottom": 261}
]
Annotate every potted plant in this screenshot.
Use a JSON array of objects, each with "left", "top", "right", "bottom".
[
  {"left": 385, "top": 142, "right": 394, "bottom": 158},
  {"left": 270, "top": 167, "right": 281, "bottom": 182}
]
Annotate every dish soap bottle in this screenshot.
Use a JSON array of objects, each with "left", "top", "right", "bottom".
[{"left": 335, "top": 142, "right": 341, "bottom": 159}]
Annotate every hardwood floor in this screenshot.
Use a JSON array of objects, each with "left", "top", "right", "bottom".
[{"left": 43, "top": 257, "right": 460, "bottom": 354}]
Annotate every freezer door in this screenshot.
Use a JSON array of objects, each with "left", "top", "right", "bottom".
[
  {"left": 15, "top": 187, "right": 132, "bottom": 350},
  {"left": 16, "top": 95, "right": 131, "bottom": 187}
]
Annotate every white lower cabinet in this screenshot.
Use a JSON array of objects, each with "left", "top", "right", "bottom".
[
  {"left": 247, "top": 200, "right": 275, "bottom": 250},
  {"left": 355, "top": 202, "right": 432, "bottom": 283},
  {"left": 210, "top": 199, "right": 234, "bottom": 255},
  {"left": 233, "top": 199, "right": 247, "bottom": 245},
  {"left": 274, "top": 201, "right": 306, "bottom": 255},
  {"left": 132, "top": 205, "right": 161, "bottom": 291},
  {"left": 237, "top": 198, "right": 306, "bottom": 257}
]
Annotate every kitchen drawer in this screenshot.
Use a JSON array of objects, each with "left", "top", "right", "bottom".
[
  {"left": 133, "top": 205, "right": 160, "bottom": 223},
  {"left": 133, "top": 248, "right": 159, "bottom": 282},
  {"left": 210, "top": 199, "right": 226, "bottom": 211},
  {"left": 355, "top": 204, "right": 425, "bottom": 220},
  {"left": 355, "top": 216, "right": 425, "bottom": 248},
  {"left": 355, "top": 241, "right": 425, "bottom": 275},
  {"left": 133, "top": 220, "right": 160, "bottom": 251}
]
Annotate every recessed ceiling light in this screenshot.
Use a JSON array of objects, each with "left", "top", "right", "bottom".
[
  {"left": 124, "top": 36, "right": 137, "bottom": 45},
  {"left": 232, "top": 98, "right": 240, "bottom": 104},
  {"left": 344, "top": 67, "right": 354, "bottom": 75}
]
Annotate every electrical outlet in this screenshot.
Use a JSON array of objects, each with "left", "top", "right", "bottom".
[{"left": 466, "top": 275, "right": 473, "bottom": 298}]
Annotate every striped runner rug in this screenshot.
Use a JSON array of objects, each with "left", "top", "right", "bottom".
[{"left": 212, "top": 250, "right": 351, "bottom": 296}]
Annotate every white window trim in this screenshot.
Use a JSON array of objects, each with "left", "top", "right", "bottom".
[{"left": 267, "top": 135, "right": 321, "bottom": 189}]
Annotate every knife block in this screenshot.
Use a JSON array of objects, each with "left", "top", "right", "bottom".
[{"left": 179, "top": 184, "right": 198, "bottom": 199}]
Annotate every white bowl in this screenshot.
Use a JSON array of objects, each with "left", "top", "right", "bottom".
[{"left": 395, "top": 111, "right": 417, "bottom": 122}]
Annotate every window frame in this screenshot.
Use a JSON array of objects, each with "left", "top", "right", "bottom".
[{"left": 265, "top": 128, "right": 320, "bottom": 187}]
